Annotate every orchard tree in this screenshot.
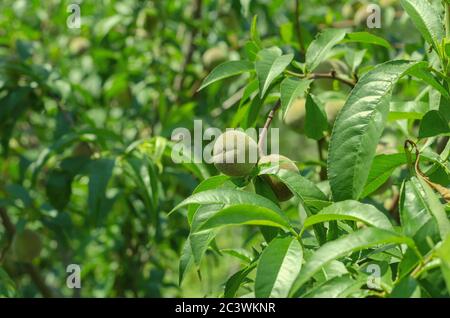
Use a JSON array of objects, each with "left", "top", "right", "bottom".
[{"left": 172, "top": 0, "right": 450, "bottom": 298}]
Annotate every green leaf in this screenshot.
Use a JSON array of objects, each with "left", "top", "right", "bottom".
[
  {"left": 400, "top": 0, "right": 444, "bottom": 53},
  {"left": 221, "top": 248, "right": 253, "bottom": 264},
  {"left": 258, "top": 167, "right": 329, "bottom": 213},
  {"left": 437, "top": 234, "right": 450, "bottom": 295},
  {"left": 190, "top": 229, "right": 216, "bottom": 267},
  {"left": 238, "top": 78, "right": 259, "bottom": 109},
  {"left": 124, "top": 154, "right": 159, "bottom": 218},
  {"left": 0, "top": 267, "right": 15, "bottom": 297},
  {"left": 388, "top": 101, "right": 429, "bottom": 121},
  {"left": 289, "top": 227, "right": 417, "bottom": 295},
  {"left": 87, "top": 158, "right": 116, "bottom": 227},
  {"left": 187, "top": 175, "right": 234, "bottom": 224},
  {"left": 303, "top": 274, "right": 365, "bottom": 298},
  {"left": 255, "top": 236, "right": 303, "bottom": 298},
  {"left": 361, "top": 153, "right": 406, "bottom": 198},
  {"left": 328, "top": 60, "right": 422, "bottom": 201},
  {"left": 198, "top": 60, "right": 254, "bottom": 91},
  {"left": 179, "top": 205, "right": 219, "bottom": 284},
  {"left": 418, "top": 110, "right": 450, "bottom": 138},
  {"left": 398, "top": 219, "right": 440, "bottom": 279},
  {"left": 179, "top": 236, "right": 194, "bottom": 285},
  {"left": 196, "top": 204, "right": 292, "bottom": 232},
  {"left": 305, "top": 29, "right": 346, "bottom": 72},
  {"left": 171, "top": 190, "right": 292, "bottom": 232},
  {"left": 407, "top": 67, "right": 450, "bottom": 99},
  {"left": 301, "top": 200, "right": 394, "bottom": 235},
  {"left": 389, "top": 277, "right": 421, "bottom": 298},
  {"left": 399, "top": 178, "right": 433, "bottom": 237},
  {"left": 343, "top": 32, "right": 392, "bottom": 49},
  {"left": 255, "top": 48, "right": 294, "bottom": 97},
  {"left": 5, "top": 184, "right": 32, "bottom": 208},
  {"left": 164, "top": 141, "right": 210, "bottom": 180},
  {"left": 280, "top": 78, "right": 312, "bottom": 120},
  {"left": 250, "top": 15, "right": 262, "bottom": 47},
  {"left": 345, "top": 49, "right": 366, "bottom": 74},
  {"left": 172, "top": 189, "right": 282, "bottom": 216},
  {"left": 46, "top": 169, "right": 72, "bottom": 211},
  {"left": 417, "top": 177, "right": 450, "bottom": 240},
  {"left": 224, "top": 264, "right": 256, "bottom": 298},
  {"left": 244, "top": 41, "right": 260, "bottom": 61},
  {"left": 304, "top": 94, "right": 328, "bottom": 140}
]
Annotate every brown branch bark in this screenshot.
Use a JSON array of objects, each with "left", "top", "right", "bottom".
[
  {"left": 308, "top": 71, "right": 356, "bottom": 88},
  {"left": 23, "top": 264, "right": 54, "bottom": 298},
  {"left": 285, "top": 70, "right": 356, "bottom": 88},
  {"left": 173, "top": 0, "right": 203, "bottom": 96},
  {"left": 294, "top": 0, "right": 305, "bottom": 54},
  {"left": 0, "top": 207, "right": 15, "bottom": 262},
  {"left": 258, "top": 101, "right": 281, "bottom": 157}
]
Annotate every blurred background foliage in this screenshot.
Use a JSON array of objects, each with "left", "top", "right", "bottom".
[{"left": 0, "top": 0, "right": 447, "bottom": 297}]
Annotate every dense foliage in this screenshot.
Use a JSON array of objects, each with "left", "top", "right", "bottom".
[{"left": 0, "top": 0, "right": 449, "bottom": 298}]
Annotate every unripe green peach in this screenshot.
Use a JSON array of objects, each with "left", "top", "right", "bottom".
[
  {"left": 212, "top": 131, "right": 258, "bottom": 177},
  {"left": 12, "top": 230, "right": 42, "bottom": 263},
  {"left": 283, "top": 98, "right": 306, "bottom": 134},
  {"left": 259, "top": 154, "right": 299, "bottom": 202},
  {"left": 202, "top": 47, "right": 228, "bottom": 70}
]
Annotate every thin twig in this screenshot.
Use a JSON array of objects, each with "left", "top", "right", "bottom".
[
  {"left": 23, "top": 264, "right": 54, "bottom": 298},
  {"left": 173, "top": 0, "right": 203, "bottom": 96},
  {"left": 309, "top": 71, "right": 356, "bottom": 88},
  {"left": 258, "top": 101, "right": 281, "bottom": 157},
  {"left": 0, "top": 207, "right": 15, "bottom": 262},
  {"left": 294, "top": 0, "right": 305, "bottom": 54},
  {"left": 285, "top": 70, "right": 356, "bottom": 88}
]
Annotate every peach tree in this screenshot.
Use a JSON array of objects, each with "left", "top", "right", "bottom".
[{"left": 172, "top": 0, "right": 450, "bottom": 298}]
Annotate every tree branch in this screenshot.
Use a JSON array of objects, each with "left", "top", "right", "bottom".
[
  {"left": 309, "top": 71, "right": 356, "bottom": 88},
  {"left": 0, "top": 207, "right": 15, "bottom": 262},
  {"left": 285, "top": 69, "right": 356, "bottom": 88},
  {"left": 258, "top": 100, "right": 281, "bottom": 157},
  {"left": 294, "top": 0, "right": 305, "bottom": 54},
  {"left": 23, "top": 264, "right": 54, "bottom": 298},
  {"left": 173, "top": 0, "right": 203, "bottom": 96}
]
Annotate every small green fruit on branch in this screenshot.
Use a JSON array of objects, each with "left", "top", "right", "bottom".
[
  {"left": 258, "top": 100, "right": 281, "bottom": 157},
  {"left": 212, "top": 131, "right": 258, "bottom": 177}
]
